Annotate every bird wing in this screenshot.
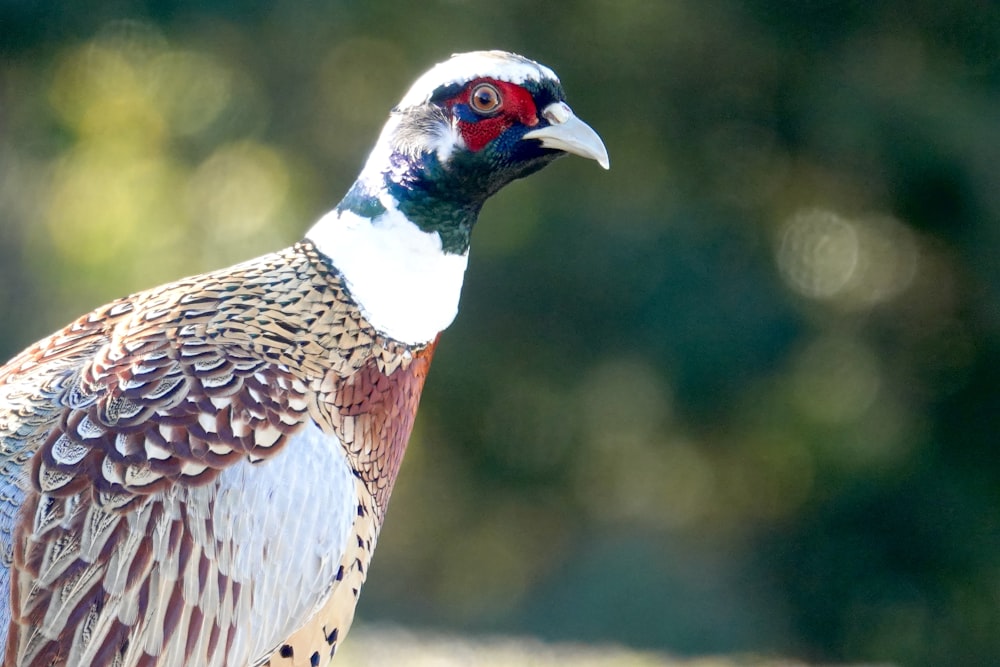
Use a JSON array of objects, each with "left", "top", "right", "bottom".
[{"left": 0, "top": 245, "right": 370, "bottom": 666}]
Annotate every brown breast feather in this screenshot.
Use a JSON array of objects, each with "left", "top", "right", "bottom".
[{"left": 0, "top": 242, "right": 433, "bottom": 666}]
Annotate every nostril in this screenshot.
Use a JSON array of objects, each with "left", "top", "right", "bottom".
[{"left": 543, "top": 102, "right": 573, "bottom": 124}]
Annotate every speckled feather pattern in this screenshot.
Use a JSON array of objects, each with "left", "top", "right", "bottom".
[{"left": 0, "top": 241, "right": 434, "bottom": 666}]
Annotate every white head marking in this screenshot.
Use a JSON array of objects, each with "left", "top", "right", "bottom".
[{"left": 395, "top": 50, "right": 559, "bottom": 109}]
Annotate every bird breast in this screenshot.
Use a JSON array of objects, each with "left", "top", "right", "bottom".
[{"left": 197, "top": 421, "right": 358, "bottom": 664}]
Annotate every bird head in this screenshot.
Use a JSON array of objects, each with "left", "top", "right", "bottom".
[
  {"left": 341, "top": 50, "right": 609, "bottom": 254},
  {"left": 310, "top": 51, "right": 608, "bottom": 344}
]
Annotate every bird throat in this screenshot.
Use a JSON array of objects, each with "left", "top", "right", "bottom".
[
  {"left": 338, "top": 150, "right": 486, "bottom": 256},
  {"left": 307, "top": 172, "right": 471, "bottom": 345}
]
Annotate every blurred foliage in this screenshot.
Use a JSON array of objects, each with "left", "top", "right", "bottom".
[{"left": 1, "top": 2, "right": 998, "bottom": 666}]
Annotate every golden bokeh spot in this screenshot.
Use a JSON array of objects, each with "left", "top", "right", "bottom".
[
  {"left": 777, "top": 207, "right": 918, "bottom": 308},
  {"left": 39, "top": 20, "right": 284, "bottom": 294},
  {"left": 50, "top": 44, "right": 167, "bottom": 151},
  {"left": 777, "top": 208, "right": 859, "bottom": 299},
  {"left": 45, "top": 144, "right": 185, "bottom": 266},
  {"left": 148, "top": 50, "right": 234, "bottom": 137},
  {"left": 49, "top": 23, "right": 235, "bottom": 147},
  {"left": 185, "top": 141, "right": 291, "bottom": 255}
]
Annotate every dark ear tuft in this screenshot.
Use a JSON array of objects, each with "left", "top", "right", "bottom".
[{"left": 427, "top": 81, "right": 466, "bottom": 106}]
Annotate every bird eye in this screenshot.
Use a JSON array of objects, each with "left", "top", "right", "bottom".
[{"left": 469, "top": 83, "right": 502, "bottom": 114}]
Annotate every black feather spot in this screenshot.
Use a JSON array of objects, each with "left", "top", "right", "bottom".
[{"left": 279, "top": 644, "right": 294, "bottom": 658}]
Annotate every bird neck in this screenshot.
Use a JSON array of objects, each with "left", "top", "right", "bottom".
[
  {"left": 351, "top": 116, "right": 487, "bottom": 256},
  {"left": 304, "top": 162, "right": 471, "bottom": 346}
]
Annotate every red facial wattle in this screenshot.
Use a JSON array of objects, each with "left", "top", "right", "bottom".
[{"left": 447, "top": 79, "right": 540, "bottom": 152}]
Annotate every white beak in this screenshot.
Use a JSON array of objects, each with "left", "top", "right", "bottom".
[{"left": 523, "top": 102, "right": 610, "bottom": 170}]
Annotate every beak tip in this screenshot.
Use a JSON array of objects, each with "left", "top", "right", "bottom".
[{"left": 523, "top": 104, "right": 610, "bottom": 171}]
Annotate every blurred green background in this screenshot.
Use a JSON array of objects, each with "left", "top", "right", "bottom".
[{"left": 1, "top": 2, "right": 998, "bottom": 665}]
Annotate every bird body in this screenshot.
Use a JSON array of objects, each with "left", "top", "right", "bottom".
[{"left": 0, "top": 51, "right": 607, "bottom": 666}]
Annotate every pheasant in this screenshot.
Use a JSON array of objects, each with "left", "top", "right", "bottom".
[{"left": 0, "top": 51, "right": 608, "bottom": 666}]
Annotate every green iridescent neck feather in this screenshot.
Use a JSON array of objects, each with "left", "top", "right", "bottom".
[
  {"left": 337, "top": 127, "right": 558, "bottom": 256},
  {"left": 337, "top": 155, "right": 483, "bottom": 256}
]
